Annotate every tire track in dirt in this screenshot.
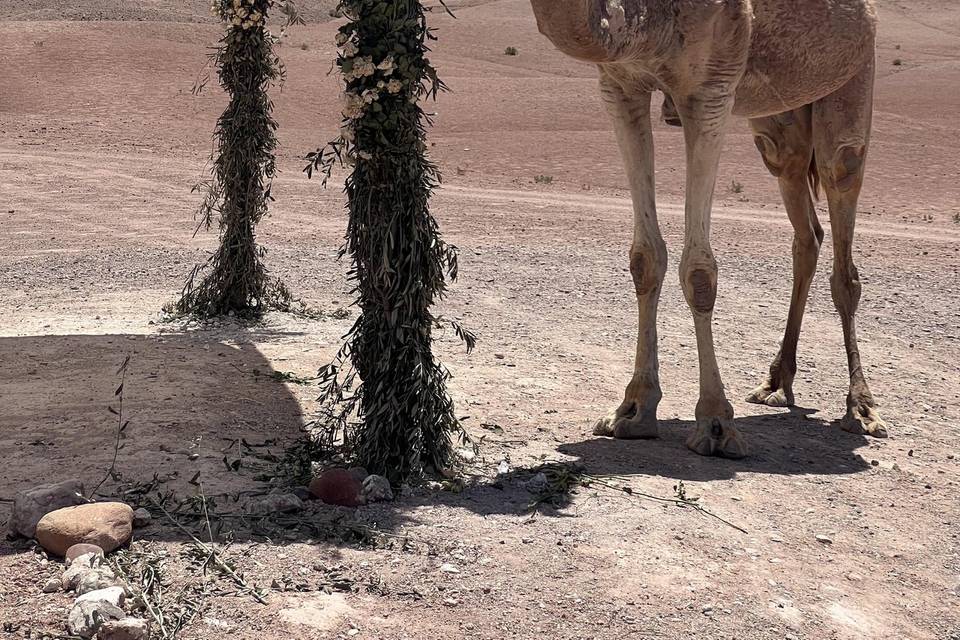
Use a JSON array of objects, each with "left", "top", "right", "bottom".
[{"left": 437, "top": 184, "right": 960, "bottom": 244}]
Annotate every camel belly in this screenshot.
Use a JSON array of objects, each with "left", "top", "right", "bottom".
[{"left": 732, "top": 0, "right": 877, "bottom": 118}]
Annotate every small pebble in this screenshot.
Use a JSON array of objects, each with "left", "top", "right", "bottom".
[
  {"left": 440, "top": 563, "right": 460, "bottom": 574},
  {"left": 816, "top": 534, "right": 833, "bottom": 544},
  {"left": 42, "top": 576, "right": 61, "bottom": 593},
  {"left": 132, "top": 508, "right": 152, "bottom": 528}
]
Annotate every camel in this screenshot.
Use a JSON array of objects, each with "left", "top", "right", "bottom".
[{"left": 528, "top": 0, "right": 887, "bottom": 457}]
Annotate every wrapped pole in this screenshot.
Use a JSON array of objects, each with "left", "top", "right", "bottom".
[
  {"left": 176, "top": 0, "right": 293, "bottom": 318},
  {"left": 308, "top": 0, "right": 473, "bottom": 483}
]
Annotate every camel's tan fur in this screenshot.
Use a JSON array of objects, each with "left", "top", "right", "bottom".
[{"left": 529, "top": 0, "right": 886, "bottom": 457}]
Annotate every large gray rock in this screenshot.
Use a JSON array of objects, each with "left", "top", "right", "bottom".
[
  {"left": 8, "top": 479, "right": 86, "bottom": 538},
  {"left": 67, "top": 600, "right": 125, "bottom": 639},
  {"left": 35, "top": 502, "right": 133, "bottom": 556},
  {"left": 98, "top": 618, "right": 150, "bottom": 640}
]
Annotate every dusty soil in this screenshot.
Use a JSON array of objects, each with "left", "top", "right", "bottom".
[{"left": 1, "top": 1, "right": 959, "bottom": 639}]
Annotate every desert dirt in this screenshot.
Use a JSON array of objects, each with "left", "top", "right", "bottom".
[{"left": 1, "top": 0, "right": 959, "bottom": 638}]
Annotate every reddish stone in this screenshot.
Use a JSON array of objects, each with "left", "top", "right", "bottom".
[
  {"left": 308, "top": 469, "right": 364, "bottom": 507},
  {"left": 35, "top": 503, "right": 133, "bottom": 556}
]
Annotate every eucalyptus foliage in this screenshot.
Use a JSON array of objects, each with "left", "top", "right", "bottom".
[
  {"left": 306, "top": 0, "right": 473, "bottom": 484},
  {"left": 176, "top": 0, "right": 297, "bottom": 319}
]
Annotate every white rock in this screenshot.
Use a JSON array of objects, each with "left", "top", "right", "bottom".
[
  {"left": 439, "top": 563, "right": 460, "bottom": 574},
  {"left": 76, "top": 567, "right": 120, "bottom": 595},
  {"left": 815, "top": 534, "right": 833, "bottom": 544},
  {"left": 97, "top": 617, "right": 150, "bottom": 640},
  {"left": 62, "top": 553, "right": 103, "bottom": 591},
  {"left": 361, "top": 475, "right": 394, "bottom": 503},
  {"left": 68, "top": 600, "right": 125, "bottom": 639},
  {"left": 76, "top": 586, "right": 126, "bottom": 608}
]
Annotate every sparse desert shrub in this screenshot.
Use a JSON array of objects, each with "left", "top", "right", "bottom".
[
  {"left": 893, "top": 58, "right": 903, "bottom": 66},
  {"left": 534, "top": 174, "right": 553, "bottom": 184},
  {"left": 504, "top": 46, "right": 518, "bottom": 56},
  {"left": 730, "top": 179, "right": 744, "bottom": 194},
  {"left": 953, "top": 212, "right": 960, "bottom": 224}
]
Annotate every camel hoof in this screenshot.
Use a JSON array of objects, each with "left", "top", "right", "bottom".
[
  {"left": 841, "top": 404, "right": 888, "bottom": 438},
  {"left": 593, "top": 404, "right": 658, "bottom": 439},
  {"left": 745, "top": 383, "right": 794, "bottom": 407},
  {"left": 686, "top": 418, "right": 748, "bottom": 459}
]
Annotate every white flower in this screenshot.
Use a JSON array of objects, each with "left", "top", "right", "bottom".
[
  {"left": 335, "top": 32, "right": 349, "bottom": 46},
  {"left": 342, "top": 41, "right": 358, "bottom": 58},
  {"left": 361, "top": 88, "right": 379, "bottom": 104},
  {"left": 376, "top": 55, "right": 396, "bottom": 75},
  {"left": 386, "top": 79, "right": 403, "bottom": 94},
  {"left": 343, "top": 56, "right": 375, "bottom": 81},
  {"left": 359, "top": 57, "right": 376, "bottom": 77},
  {"left": 341, "top": 92, "right": 366, "bottom": 119}
]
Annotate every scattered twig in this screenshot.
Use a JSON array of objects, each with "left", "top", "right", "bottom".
[
  {"left": 584, "top": 474, "right": 749, "bottom": 534},
  {"left": 149, "top": 496, "right": 267, "bottom": 604},
  {"left": 90, "top": 355, "right": 131, "bottom": 498}
]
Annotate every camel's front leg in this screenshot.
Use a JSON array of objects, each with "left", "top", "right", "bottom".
[
  {"left": 675, "top": 92, "right": 747, "bottom": 458},
  {"left": 592, "top": 71, "right": 667, "bottom": 439}
]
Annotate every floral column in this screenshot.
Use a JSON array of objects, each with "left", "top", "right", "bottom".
[
  {"left": 175, "top": 0, "right": 292, "bottom": 318},
  {"left": 308, "top": 0, "right": 473, "bottom": 483}
]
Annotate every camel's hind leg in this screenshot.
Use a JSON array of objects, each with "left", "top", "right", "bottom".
[
  {"left": 812, "top": 58, "right": 887, "bottom": 437},
  {"left": 746, "top": 106, "right": 823, "bottom": 408}
]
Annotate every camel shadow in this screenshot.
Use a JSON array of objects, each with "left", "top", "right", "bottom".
[
  {"left": 555, "top": 408, "right": 872, "bottom": 481},
  {"left": 448, "top": 407, "right": 872, "bottom": 518}
]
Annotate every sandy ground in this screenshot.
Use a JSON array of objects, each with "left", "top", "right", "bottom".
[{"left": 1, "top": 1, "right": 959, "bottom": 639}]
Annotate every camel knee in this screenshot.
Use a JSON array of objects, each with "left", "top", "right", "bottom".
[
  {"left": 629, "top": 243, "right": 667, "bottom": 297},
  {"left": 825, "top": 144, "right": 866, "bottom": 193},
  {"left": 753, "top": 134, "right": 786, "bottom": 178},
  {"left": 680, "top": 255, "right": 718, "bottom": 315},
  {"left": 752, "top": 122, "right": 811, "bottom": 180}
]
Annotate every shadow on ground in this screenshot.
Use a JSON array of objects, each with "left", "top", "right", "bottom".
[
  {"left": 0, "top": 330, "right": 876, "bottom": 552},
  {"left": 430, "top": 408, "right": 874, "bottom": 519},
  {"left": 0, "top": 330, "right": 415, "bottom": 555}
]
